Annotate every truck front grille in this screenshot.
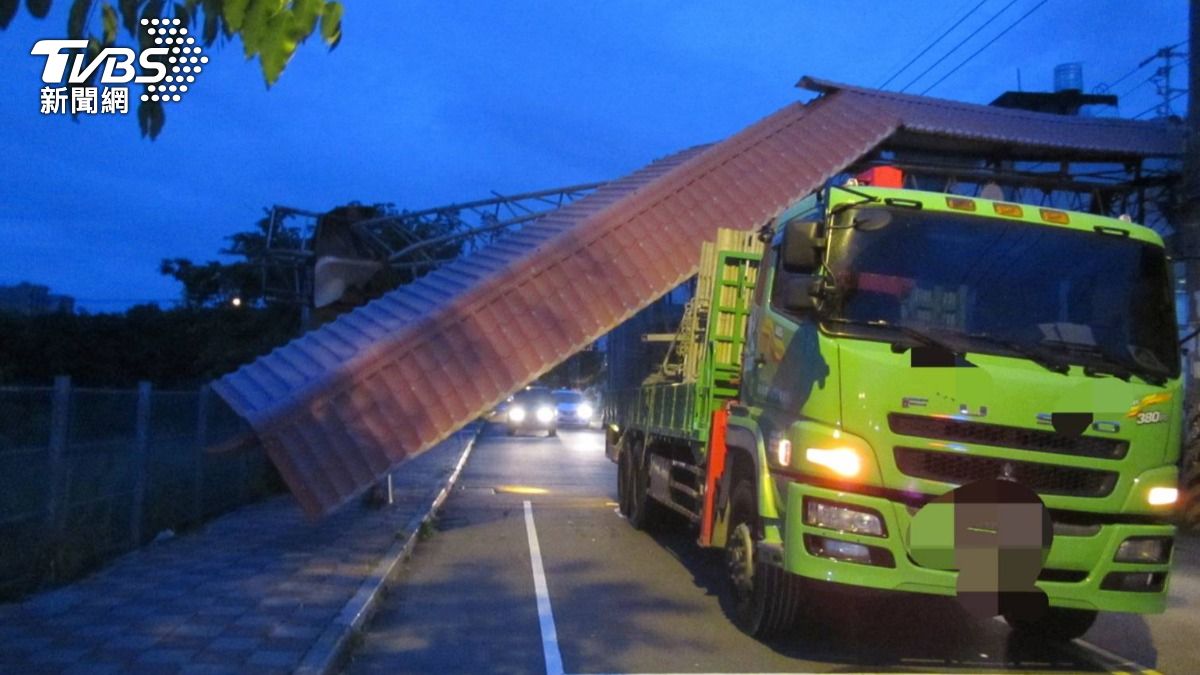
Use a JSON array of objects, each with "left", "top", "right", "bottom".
[
  {"left": 893, "top": 447, "right": 1118, "bottom": 497},
  {"left": 888, "top": 413, "right": 1127, "bottom": 460}
]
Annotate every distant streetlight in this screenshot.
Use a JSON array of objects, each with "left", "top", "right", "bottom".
[{"left": 231, "top": 297, "right": 242, "bottom": 308}]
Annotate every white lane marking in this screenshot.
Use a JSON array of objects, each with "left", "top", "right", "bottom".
[
  {"left": 989, "top": 616, "right": 1160, "bottom": 674},
  {"left": 1072, "top": 638, "right": 1163, "bottom": 675},
  {"left": 524, "top": 499, "right": 565, "bottom": 675}
]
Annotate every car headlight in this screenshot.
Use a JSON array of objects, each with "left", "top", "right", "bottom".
[
  {"left": 536, "top": 406, "right": 555, "bottom": 423},
  {"left": 508, "top": 406, "right": 526, "bottom": 423},
  {"left": 577, "top": 403, "right": 593, "bottom": 420}
]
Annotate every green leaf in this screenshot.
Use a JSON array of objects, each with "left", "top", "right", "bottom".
[
  {"left": 292, "top": 0, "right": 320, "bottom": 34},
  {"left": 223, "top": 0, "right": 249, "bottom": 31},
  {"left": 240, "top": 0, "right": 264, "bottom": 56},
  {"left": 0, "top": 0, "right": 18, "bottom": 29},
  {"left": 202, "top": 3, "right": 219, "bottom": 44},
  {"left": 319, "top": 1, "right": 340, "bottom": 48},
  {"left": 257, "top": 10, "right": 300, "bottom": 86},
  {"left": 26, "top": 0, "right": 51, "bottom": 19},
  {"left": 118, "top": 0, "right": 138, "bottom": 36},
  {"left": 101, "top": 3, "right": 117, "bottom": 45},
  {"left": 68, "top": 0, "right": 92, "bottom": 39},
  {"left": 137, "top": 97, "right": 165, "bottom": 139},
  {"left": 138, "top": 0, "right": 162, "bottom": 51}
]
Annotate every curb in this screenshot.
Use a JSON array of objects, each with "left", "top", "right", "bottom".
[{"left": 294, "top": 423, "right": 483, "bottom": 675}]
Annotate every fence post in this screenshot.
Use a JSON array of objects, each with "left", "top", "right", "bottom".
[
  {"left": 130, "top": 381, "right": 152, "bottom": 548},
  {"left": 194, "top": 385, "right": 209, "bottom": 524},
  {"left": 45, "top": 376, "right": 71, "bottom": 548}
]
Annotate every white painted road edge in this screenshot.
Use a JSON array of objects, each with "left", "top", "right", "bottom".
[
  {"left": 986, "top": 616, "right": 1160, "bottom": 675},
  {"left": 294, "top": 424, "right": 482, "bottom": 675},
  {"left": 1072, "top": 637, "right": 1163, "bottom": 675},
  {"left": 524, "top": 499, "right": 566, "bottom": 675}
]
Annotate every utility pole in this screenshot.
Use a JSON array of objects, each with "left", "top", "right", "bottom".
[
  {"left": 1140, "top": 43, "right": 1189, "bottom": 118},
  {"left": 1180, "top": 0, "right": 1200, "bottom": 464}
]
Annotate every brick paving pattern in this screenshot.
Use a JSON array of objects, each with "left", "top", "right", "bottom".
[{"left": 0, "top": 430, "right": 474, "bottom": 675}]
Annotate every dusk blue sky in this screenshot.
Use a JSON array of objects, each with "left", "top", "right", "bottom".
[{"left": 0, "top": 1, "right": 1188, "bottom": 312}]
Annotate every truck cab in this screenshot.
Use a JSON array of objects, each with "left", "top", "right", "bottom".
[
  {"left": 733, "top": 184, "right": 1180, "bottom": 636},
  {"left": 610, "top": 182, "right": 1182, "bottom": 640}
]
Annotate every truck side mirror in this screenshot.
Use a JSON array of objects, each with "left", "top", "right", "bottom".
[
  {"left": 782, "top": 219, "right": 823, "bottom": 273},
  {"left": 778, "top": 274, "right": 823, "bottom": 313}
]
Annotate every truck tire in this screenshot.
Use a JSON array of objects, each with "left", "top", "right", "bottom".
[
  {"left": 726, "top": 478, "right": 802, "bottom": 637},
  {"left": 1003, "top": 607, "right": 1098, "bottom": 641}
]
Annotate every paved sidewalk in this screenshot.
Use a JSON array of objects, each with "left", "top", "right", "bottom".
[{"left": 0, "top": 428, "right": 477, "bottom": 675}]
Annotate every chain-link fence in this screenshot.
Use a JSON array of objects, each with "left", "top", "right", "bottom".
[{"left": 0, "top": 378, "right": 280, "bottom": 599}]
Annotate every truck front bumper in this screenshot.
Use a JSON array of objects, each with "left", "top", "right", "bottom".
[{"left": 780, "top": 481, "right": 1175, "bottom": 614}]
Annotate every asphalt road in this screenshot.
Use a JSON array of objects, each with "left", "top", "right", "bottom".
[{"left": 344, "top": 426, "right": 1197, "bottom": 674}]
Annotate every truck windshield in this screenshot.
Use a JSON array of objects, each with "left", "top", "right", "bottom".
[{"left": 823, "top": 207, "right": 1179, "bottom": 380}]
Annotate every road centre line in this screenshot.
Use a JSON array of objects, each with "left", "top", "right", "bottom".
[{"left": 524, "top": 499, "right": 565, "bottom": 675}]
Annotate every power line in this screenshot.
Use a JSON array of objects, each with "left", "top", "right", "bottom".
[
  {"left": 1138, "top": 40, "right": 1189, "bottom": 67},
  {"left": 1098, "top": 62, "right": 1153, "bottom": 94},
  {"left": 1133, "top": 89, "right": 1188, "bottom": 119},
  {"left": 899, "top": 0, "right": 1022, "bottom": 93},
  {"left": 1121, "top": 73, "right": 1157, "bottom": 99},
  {"left": 878, "top": 0, "right": 990, "bottom": 90},
  {"left": 1097, "top": 40, "right": 1187, "bottom": 95},
  {"left": 920, "top": 0, "right": 1051, "bottom": 95}
]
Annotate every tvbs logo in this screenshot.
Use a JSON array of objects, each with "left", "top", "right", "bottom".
[{"left": 31, "top": 18, "right": 206, "bottom": 115}]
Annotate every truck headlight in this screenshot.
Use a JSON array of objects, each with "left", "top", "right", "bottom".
[
  {"left": 1147, "top": 487, "right": 1178, "bottom": 506},
  {"left": 508, "top": 406, "right": 526, "bottom": 423},
  {"left": 805, "top": 447, "right": 861, "bottom": 478},
  {"left": 1115, "top": 537, "right": 1172, "bottom": 564},
  {"left": 577, "top": 403, "right": 593, "bottom": 420},
  {"left": 804, "top": 498, "right": 884, "bottom": 536},
  {"left": 536, "top": 406, "right": 555, "bottom": 423}
]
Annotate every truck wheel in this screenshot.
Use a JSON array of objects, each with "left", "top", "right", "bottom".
[
  {"left": 629, "top": 451, "right": 667, "bottom": 531},
  {"left": 726, "top": 479, "right": 801, "bottom": 637},
  {"left": 617, "top": 450, "right": 632, "bottom": 517},
  {"left": 1003, "top": 607, "right": 1098, "bottom": 641}
]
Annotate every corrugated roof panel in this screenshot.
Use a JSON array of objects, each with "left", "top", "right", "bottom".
[
  {"left": 367, "top": 297, "right": 416, "bottom": 324},
  {"left": 355, "top": 378, "right": 405, "bottom": 457},
  {"left": 799, "top": 77, "right": 1185, "bottom": 158},
  {"left": 387, "top": 293, "right": 434, "bottom": 318},
  {"left": 314, "top": 407, "right": 374, "bottom": 486},
  {"left": 267, "top": 429, "right": 325, "bottom": 508},
  {"left": 215, "top": 90, "right": 908, "bottom": 516}
]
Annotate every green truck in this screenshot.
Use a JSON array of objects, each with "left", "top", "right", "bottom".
[{"left": 606, "top": 181, "right": 1182, "bottom": 640}]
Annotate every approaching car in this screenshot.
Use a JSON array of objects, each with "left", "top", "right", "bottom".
[
  {"left": 552, "top": 389, "right": 595, "bottom": 428},
  {"left": 504, "top": 387, "right": 558, "bottom": 436}
]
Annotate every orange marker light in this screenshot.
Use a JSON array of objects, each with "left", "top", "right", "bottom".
[
  {"left": 1040, "top": 208, "right": 1070, "bottom": 224},
  {"left": 993, "top": 202, "right": 1024, "bottom": 217},
  {"left": 946, "top": 197, "right": 976, "bottom": 212}
]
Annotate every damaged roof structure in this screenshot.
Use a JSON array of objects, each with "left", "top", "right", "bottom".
[{"left": 214, "top": 77, "right": 1187, "bottom": 517}]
